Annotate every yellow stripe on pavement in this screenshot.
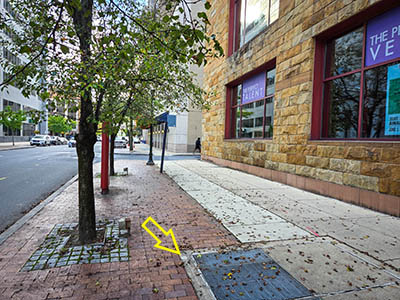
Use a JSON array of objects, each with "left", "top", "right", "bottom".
[{"left": 0, "top": 177, "right": 7, "bottom": 181}]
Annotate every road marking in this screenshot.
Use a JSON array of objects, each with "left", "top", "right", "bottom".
[{"left": 0, "top": 177, "right": 6, "bottom": 181}]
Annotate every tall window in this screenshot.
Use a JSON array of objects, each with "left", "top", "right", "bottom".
[
  {"left": 228, "top": 68, "right": 275, "bottom": 139},
  {"left": 2, "top": 100, "right": 22, "bottom": 136},
  {"left": 231, "top": 0, "right": 279, "bottom": 51},
  {"left": 315, "top": 6, "right": 400, "bottom": 139}
]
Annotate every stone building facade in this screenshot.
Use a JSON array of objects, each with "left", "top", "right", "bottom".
[
  {"left": 0, "top": 0, "right": 48, "bottom": 141},
  {"left": 202, "top": 0, "right": 400, "bottom": 216}
]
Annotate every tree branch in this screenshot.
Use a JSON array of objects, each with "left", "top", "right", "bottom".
[{"left": 0, "top": 1, "right": 65, "bottom": 89}]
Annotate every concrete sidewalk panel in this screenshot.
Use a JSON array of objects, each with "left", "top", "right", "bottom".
[
  {"left": 228, "top": 222, "right": 312, "bottom": 242},
  {"left": 298, "top": 198, "right": 386, "bottom": 219},
  {"left": 321, "top": 285, "right": 400, "bottom": 299},
  {"left": 272, "top": 187, "right": 331, "bottom": 200},
  {"left": 349, "top": 216, "right": 400, "bottom": 239},
  {"left": 307, "top": 219, "right": 400, "bottom": 261},
  {"left": 186, "top": 190, "right": 244, "bottom": 205},
  {"left": 265, "top": 240, "right": 399, "bottom": 295},
  {"left": 257, "top": 200, "right": 335, "bottom": 223},
  {"left": 232, "top": 188, "right": 292, "bottom": 201},
  {"left": 175, "top": 179, "right": 221, "bottom": 191},
  {"left": 207, "top": 206, "right": 284, "bottom": 226}
]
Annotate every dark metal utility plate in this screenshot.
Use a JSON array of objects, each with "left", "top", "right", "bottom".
[{"left": 194, "top": 249, "right": 318, "bottom": 300}]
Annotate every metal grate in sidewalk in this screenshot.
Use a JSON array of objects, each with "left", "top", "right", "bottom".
[{"left": 194, "top": 249, "right": 319, "bottom": 300}]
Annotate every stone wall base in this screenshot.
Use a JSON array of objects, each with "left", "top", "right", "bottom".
[{"left": 202, "top": 155, "right": 400, "bottom": 217}]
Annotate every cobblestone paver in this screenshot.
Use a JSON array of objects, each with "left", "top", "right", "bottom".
[
  {"left": 0, "top": 160, "right": 238, "bottom": 299},
  {"left": 21, "top": 221, "right": 129, "bottom": 272}
]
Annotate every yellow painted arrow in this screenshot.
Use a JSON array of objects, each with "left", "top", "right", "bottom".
[{"left": 141, "top": 216, "right": 181, "bottom": 255}]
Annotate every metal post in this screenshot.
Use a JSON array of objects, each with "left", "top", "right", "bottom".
[
  {"left": 100, "top": 122, "right": 109, "bottom": 194},
  {"left": 146, "top": 123, "right": 154, "bottom": 165},
  {"left": 160, "top": 122, "right": 168, "bottom": 173}
]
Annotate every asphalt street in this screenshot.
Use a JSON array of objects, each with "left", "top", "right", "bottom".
[
  {"left": 0, "top": 145, "right": 80, "bottom": 233},
  {"left": 0, "top": 142, "right": 199, "bottom": 233}
]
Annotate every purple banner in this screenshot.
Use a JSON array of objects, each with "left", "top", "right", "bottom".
[
  {"left": 242, "top": 72, "right": 266, "bottom": 104},
  {"left": 366, "top": 6, "right": 400, "bottom": 67}
]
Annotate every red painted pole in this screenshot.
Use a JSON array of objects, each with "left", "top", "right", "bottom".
[{"left": 101, "top": 122, "right": 109, "bottom": 194}]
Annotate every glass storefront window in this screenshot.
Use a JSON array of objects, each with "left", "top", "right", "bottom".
[
  {"left": 229, "top": 68, "right": 276, "bottom": 139},
  {"left": 323, "top": 73, "right": 361, "bottom": 138},
  {"left": 234, "top": 0, "right": 280, "bottom": 49},
  {"left": 320, "top": 8, "right": 400, "bottom": 140}
]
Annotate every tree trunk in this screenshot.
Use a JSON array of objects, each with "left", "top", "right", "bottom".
[
  {"left": 76, "top": 127, "right": 97, "bottom": 243},
  {"left": 70, "top": 0, "right": 97, "bottom": 244},
  {"left": 12, "top": 130, "right": 15, "bottom": 146},
  {"left": 110, "top": 133, "right": 116, "bottom": 176}
]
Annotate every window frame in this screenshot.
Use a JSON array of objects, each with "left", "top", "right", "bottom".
[
  {"left": 311, "top": 3, "right": 400, "bottom": 141},
  {"left": 228, "top": 0, "right": 278, "bottom": 56},
  {"left": 225, "top": 61, "right": 276, "bottom": 140}
]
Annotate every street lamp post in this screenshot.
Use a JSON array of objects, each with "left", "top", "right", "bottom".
[{"left": 146, "top": 123, "right": 154, "bottom": 165}]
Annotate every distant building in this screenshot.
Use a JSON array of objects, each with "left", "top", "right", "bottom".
[
  {"left": 144, "top": 0, "right": 203, "bottom": 153},
  {"left": 0, "top": 0, "right": 48, "bottom": 141},
  {"left": 203, "top": 0, "right": 400, "bottom": 216}
]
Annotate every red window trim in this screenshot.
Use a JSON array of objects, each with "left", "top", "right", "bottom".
[
  {"left": 228, "top": 0, "right": 236, "bottom": 57},
  {"left": 311, "top": 1, "right": 400, "bottom": 141}
]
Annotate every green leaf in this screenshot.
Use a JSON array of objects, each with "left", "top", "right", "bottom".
[
  {"left": 60, "top": 45, "right": 69, "bottom": 54},
  {"left": 162, "top": 15, "right": 170, "bottom": 23},
  {"left": 20, "top": 45, "right": 31, "bottom": 54},
  {"left": 205, "top": 1, "right": 211, "bottom": 10}
]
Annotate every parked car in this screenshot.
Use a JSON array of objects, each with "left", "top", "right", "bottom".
[
  {"left": 133, "top": 137, "right": 140, "bottom": 144},
  {"left": 114, "top": 137, "right": 127, "bottom": 148},
  {"left": 49, "top": 136, "right": 59, "bottom": 145},
  {"left": 59, "top": 137, "right": 68, "bottom": 145},
  {"left": 30, "top": 135, "right": 50, "bottom": 146},
  {"left": 68, "top": 137, "right": 76, "bottom": 148}
]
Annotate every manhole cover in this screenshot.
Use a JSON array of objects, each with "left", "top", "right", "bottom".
[{"left": 194, "top": 249, "right": 318, "bottom": 300}]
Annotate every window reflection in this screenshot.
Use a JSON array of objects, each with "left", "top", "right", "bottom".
[
  {"left": 265, "top": 97, "right": 274, "bottom": 137},
  {"left": 323, "top": 73, "right": 361, "bottom": 138},
  {"left": 241, "top": 100, "right": 264, "bottom": 138},
  {"left": 266, "top": 69, "right": 275, "bottom": 95},
  {"left": 326, "top": 27, "right": 363, "bottom": 77},
  {"left": 238, "top": 0, "right": 280, "bottom": 47}
]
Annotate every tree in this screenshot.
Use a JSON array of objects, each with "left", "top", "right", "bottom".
[
  {"left": 0, "top": 0, "right": 222, "bottom": 243},
  {"left": 0, "top": 106, "right": 26, "bottom": 146},
  {"left": 48, "top": 115, "right": 74, "bottom": 135}
]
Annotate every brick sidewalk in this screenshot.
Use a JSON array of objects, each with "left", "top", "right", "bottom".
[{"left": 0, "top": 160, "right": 238, "bottom": 299}]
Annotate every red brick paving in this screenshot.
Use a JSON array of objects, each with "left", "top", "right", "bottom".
[{"left": 0, "top": 160, "right": 238, "bottom": 299}]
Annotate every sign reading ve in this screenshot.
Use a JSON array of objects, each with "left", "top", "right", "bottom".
[{"left": 366, "top": 6, "right": 400, "bottom": 67}]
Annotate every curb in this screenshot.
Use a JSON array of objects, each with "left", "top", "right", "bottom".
[
  {"left": 0, "top": 146, "right": 33, "bottom": 152},
  {"left": 0, "top": 174, "right": 79, "bottom": 246}
]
